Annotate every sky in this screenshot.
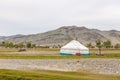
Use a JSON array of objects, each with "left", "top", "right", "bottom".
[{"left": 0, "top": 0, "right": 120, "bottom": 36}]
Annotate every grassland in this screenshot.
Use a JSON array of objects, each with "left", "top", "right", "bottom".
[
  {"left": 0, "top": 48, "right": 120, "bottom": 80},
  {"left": 0, "top": 53, "right": 120, "bottom": 59},
  {"left": 0, "top": 48, "right": 59, "bottom": 52},
  {"left": 0, "top": 48, "right": 120, "bottom": 59},
  {"left": 0, "top": 69, "right": 120, "bottom": 80}
]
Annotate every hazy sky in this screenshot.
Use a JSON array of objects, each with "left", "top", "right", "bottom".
[{"left": 0, "top": 0, "right": 120, "bottom": 36}]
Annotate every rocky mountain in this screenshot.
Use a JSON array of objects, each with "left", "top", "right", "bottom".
[
  {"left": 0, "top": 26, "right": 120, "bottom": 46},
  {"left": 0, "top": 34, "right": 25, "bottom": 41}
]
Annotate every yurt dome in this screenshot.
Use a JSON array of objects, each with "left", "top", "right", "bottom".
[{"left": 60, "top": 40, "right": 90, "bottom": 56}]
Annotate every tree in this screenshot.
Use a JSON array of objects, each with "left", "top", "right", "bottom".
[
  {"left": 0, "top": 42, "right": 14, "bottom": 48},
  {"left": 87, "top": 42, "right": 94, "bottom": 48},
  {"left": 103, "top": 40, "right": 112, "bottom": 48},
  {"left": 0, "top": 41, "right": 5, "bottom": 47},
  {"left": 26, "top": 42, "right": 32, "bottom": 48},
  {"left": 96, "top": 39, "right": 103, "bottom": 54},
  {"left": 114, "top": 43, "right": 120, "bottom": 49},
  {"left": 4, "top": 42, "right": 10, "bottom": 48},
  {"left": 14, "top": 44, "right": 19, "bottom": 48},
  {"left": 17, "top": 42, "right": 24, "bottom": 48},
  {"left": 8, "top": 42, "right": 14, "bottom": 48},
  {"left": 31, "top": 44, "right": 36, "bottom": 48}
]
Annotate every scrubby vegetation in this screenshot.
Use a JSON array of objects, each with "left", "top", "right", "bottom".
[
  {"left": 0, "top": 39, "right": 120, "bottom": 49},
  {"left": 0, "top": 41, "right": 36, "bottom": 48},
  {"left": 87, "top": 39, "right": 120, "bottom": 49}
]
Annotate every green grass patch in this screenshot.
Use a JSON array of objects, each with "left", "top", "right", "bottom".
[
  {"left": 0, "top": 69, "right": 120, "bottom": 80},
  {"left": 0, "top": 54, "right": 120, "bottom": 59},
  {"left": 90, "top": 49, "right": 120, "bottom": 54}
]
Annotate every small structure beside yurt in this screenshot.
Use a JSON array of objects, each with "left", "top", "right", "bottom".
[{"left": 60, "top": 40, "right": 90, "bottom": 56}]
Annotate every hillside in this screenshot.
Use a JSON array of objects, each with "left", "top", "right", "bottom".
[{"left": 0, "top": 26, "right": 120, "bottom": 46}]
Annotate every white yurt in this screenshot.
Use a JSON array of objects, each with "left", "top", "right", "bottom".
[{"left": 60, "top": 40, "right": 90, "bottom": 56}]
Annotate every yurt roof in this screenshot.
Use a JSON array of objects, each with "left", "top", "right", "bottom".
[{"left": 61, "top": 40, "right": 88, "bottom": 50}]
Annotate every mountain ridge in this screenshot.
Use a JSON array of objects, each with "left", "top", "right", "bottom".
[{"left": 0, "top": 26, "right": 120, "bottom": 46}]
